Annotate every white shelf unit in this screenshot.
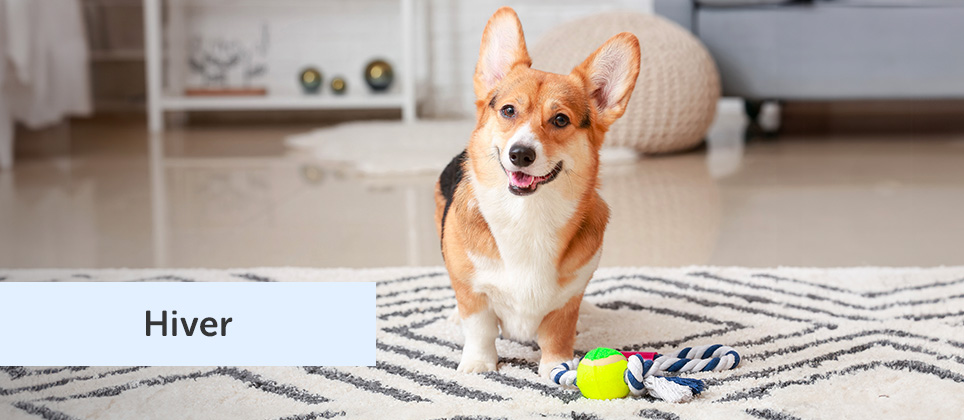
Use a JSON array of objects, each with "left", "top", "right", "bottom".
[
  {"left": 161, "top": 94, "right": 407, "bottom": 111},
  {"left": 143, "top": 0, "right": 419, "bottom": 132}
]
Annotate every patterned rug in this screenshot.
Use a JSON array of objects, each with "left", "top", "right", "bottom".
[{"left": 2, "top": 267, "right": 964, "bottom": 419}]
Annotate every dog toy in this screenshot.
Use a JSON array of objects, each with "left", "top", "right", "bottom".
[{"left": 551, "top": 344, "right": 741, "bottom": 403}]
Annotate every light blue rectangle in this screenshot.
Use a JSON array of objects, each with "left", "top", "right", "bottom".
[{"left": 0, "top": 282, "right": 375, "bottom": 366}]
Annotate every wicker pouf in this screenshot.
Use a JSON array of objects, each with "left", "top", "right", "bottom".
[{"left": 530, "top": 12, "right": 720, "bottom": 154}]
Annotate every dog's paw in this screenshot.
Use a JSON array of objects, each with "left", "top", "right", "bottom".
[{"left": 457, "top": 358, "right": 498, "bottom": 374}]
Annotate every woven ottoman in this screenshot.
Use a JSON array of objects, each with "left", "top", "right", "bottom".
[{"left": 530, "top": 12, "right": 720, "bottom": 154}]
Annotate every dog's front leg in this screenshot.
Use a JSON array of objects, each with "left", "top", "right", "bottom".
[
  {"left": 457, "top": 304, "right": 500, "bottom": 373},
  {"left": 536, "top": 293, "right": 582, "bottom": 378}
]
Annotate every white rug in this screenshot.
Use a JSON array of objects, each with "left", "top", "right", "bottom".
[
  {"left": 284, "top": 120, "right": 640, "bottom": 176},
  {"left": 2, "top": 266, "right": 964, "bottom": 419}
]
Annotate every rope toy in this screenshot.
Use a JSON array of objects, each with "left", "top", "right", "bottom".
[{"left": 550, "top": 344, "right": 741, "bottom": 402}]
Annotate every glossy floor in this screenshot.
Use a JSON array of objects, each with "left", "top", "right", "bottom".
[{"left": 3, "top": 113, "right": 964, "bottom": 269}]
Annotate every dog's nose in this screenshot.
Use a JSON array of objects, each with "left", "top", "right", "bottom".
[{"left": 508, "top": 145, "right": 536, "bottom": 167}]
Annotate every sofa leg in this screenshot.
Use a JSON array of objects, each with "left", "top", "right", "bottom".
[
  {"left": 744, "top": 99, "right": 763, "bottom": 123},
  {"left": 744, "top": 99, "right": 779, "bottom": 140}
]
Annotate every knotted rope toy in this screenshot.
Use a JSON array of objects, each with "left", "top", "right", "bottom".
[{"left": 550, "top": 344, "right": 741, "bottom": 402}]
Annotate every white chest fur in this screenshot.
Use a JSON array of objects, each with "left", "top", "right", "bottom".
[{"left": 468, "top": 173, "right": 599, "bottom": 341}]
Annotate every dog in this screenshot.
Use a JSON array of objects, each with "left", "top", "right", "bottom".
[{"left": 434, "top": 7, "right": 640, "bottom": 378}]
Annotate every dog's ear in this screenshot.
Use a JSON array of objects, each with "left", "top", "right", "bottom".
[
  {"left": 573, "top": 32, "right": 640, "bottom": 128},
  {"left": 474, "top": 7, "right": 531, "bottom": 101}
]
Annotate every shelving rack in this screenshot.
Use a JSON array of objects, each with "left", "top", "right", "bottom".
[{"left": 142, "top": 0, "right": 418, "bottom": 132}]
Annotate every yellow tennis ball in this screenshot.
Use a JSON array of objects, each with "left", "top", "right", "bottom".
[{"left": 576, "top": 347, "right": 629, "bottom": 400}]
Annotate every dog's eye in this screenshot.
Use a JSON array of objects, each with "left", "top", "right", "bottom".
[
  {"left": 500, "top": 105, "right": 516, "bottom": 118},
  {"left": 552, "top": 114, "right": 570, "bottom": 128}
]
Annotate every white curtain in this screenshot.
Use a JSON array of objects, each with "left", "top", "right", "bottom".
[{"left": 0, "top": 0, "right": 92, "bottom": 169}]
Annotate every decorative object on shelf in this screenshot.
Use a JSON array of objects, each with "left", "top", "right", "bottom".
[
  {"left": 364, "top": 59, "right": 394, "bottom": 92},
  {"left": 300, "top": 68, "right": 323, "bottom": 94},
  {"left": 330, "top": 77, "right": 347, "bottom": 95},
  {"left": 186, "top": 23, "right": 270, "bottom": 96}
]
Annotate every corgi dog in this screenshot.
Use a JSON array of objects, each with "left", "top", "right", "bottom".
[{"left": 434, "top": 7, "right": 640, "bottom": 378}]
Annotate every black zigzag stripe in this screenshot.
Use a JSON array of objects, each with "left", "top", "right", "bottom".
[
  {"left": 376, "top": 271, "right": 446, "bottom": 286},
  {"left": 947, "top": 339, "right": 964, "bottom": 349},
  {"left": 745, "top": 329, "right": 964, "bottom": 366},
  {"left": 377, "top": 285, "right": 452, "bottom": 299},
  {"left": 10, "top": 366, "right": 89, "bottom": 379},
  {"left": 218, "top": 367, "right": 329, "bottom": 404},
  {"left": 1, "top": 366, "right": 91, "bottom": 381},
  {"left": 231, "top": 273, "right": 276, "bottom": 282},
  {"left": 402, "top": 314, "right": 450, "bottom": 330},
  {"left": 379, "top": 304, "right": 455, "bottom": 321},
  {"left": 0, "top": 366, "right": 31, "bottom": 380},
  {"left": 303, "top": 366, "right": 429, "bottom": 403},
  {"left": 274, "top": 411, "right": 346, "bottom": 420},
  {"left": 376, "top": 316, "right": 564, "bottom": 401},
  {"left": 375, "top": 342, "right": 577, "bottom": 402},
  {"left": 375, "top": 342, "right": 459, "bottom": 370},
  {"left": 0, "top": 367, "right": 147, "bottom": 396},
  {"left": 481, "top": 370, "right": 580, "bottom": 403},
  {"left": 377, "top": 295, "right": 454, "bottom": 308},
  {"left": 586, "top": 281, "right": 817, "bottom": 324},
  {"left": 384, "top": 322, "right": 462, "bottom": 351},
  {"left": 374, "top": 361, "right": 505, "bottom": 402},
  {"left": 593, "top": 301, "right": 749, "bottom": 349},
  {"left": 378, "top": 342, "right": 458, "bottom": 369},
  {"left": 752, "top": 273, "right": 964, "bottom": 298},
  {"left": 637, "top": 408, "right": 681, "bottom": 420},
  {"left": 39, "top": 367, "right": 327, "bottom": 404},
  {"left": 718, "top": 360, "right": 964, "bottom": 402},
  {"left": 430, "top": 416, "right": 508, "bottom": 420},
  {"left": 731, "top": 325, "right": 832, "bottom": 348},
  {"left": 383, "top": 313, "right": 540, "bottom": 356},
  {"left": 901, "top": 310, "right": 964, "bottom": 321},
  {"left": 683, "top": 273, "right": 879, "bottom": 321},
  {"left": 128, "top": 275, "right": 196, "bottom": 282},
  {"left": 745, "top": 408, "right": 803, "bottom": 420},
  {"left": 691, "top": 272, "right": 964, "bottom": 312},
  {"left": 497, "top": 356, "right": 539, "bottom": 371},
  {"left": 13, "top": 401, "right": 81, "bottom": 420},
  {"left": 594, "top": 301, "right": 745, "bottom": 328},
  {"left": 625, "top": 327, "right": 745, "bottom": 351},
  {"left": 711, "top": 340, "right": 962, "bottom": 388}
]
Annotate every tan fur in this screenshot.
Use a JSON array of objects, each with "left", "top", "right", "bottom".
[
  {"left": 537, "top": 293, "right": 584, "bottom": 363},
  {"left": 441, "top": 182, "right": 500, "bottom": 318},
  {"left": 434, "top": 7, "right": 640, "bottom": 377}
]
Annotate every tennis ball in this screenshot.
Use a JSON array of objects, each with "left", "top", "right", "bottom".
[{"left": 576, "top": 347, "right": 629, "bottom": 400}]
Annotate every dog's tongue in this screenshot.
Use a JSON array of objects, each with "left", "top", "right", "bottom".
[{"left": 510, "top": 171, "right": 534, "bottom": 188}]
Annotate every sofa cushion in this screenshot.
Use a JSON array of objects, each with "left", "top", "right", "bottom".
[
  {"left": 816, "top": 0, "right": 963, "bottom": 6},
  {"left": 697, "top": 0, "right": 797, "bottom": 6}
]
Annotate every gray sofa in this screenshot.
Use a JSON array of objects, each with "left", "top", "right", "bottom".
[{"left": 654, "top": 0, "right": 964, "bottom": 131}]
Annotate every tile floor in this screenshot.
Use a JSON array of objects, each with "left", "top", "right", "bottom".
[{"left": 2, "top": 111, "right": 964, "bottom": 269}]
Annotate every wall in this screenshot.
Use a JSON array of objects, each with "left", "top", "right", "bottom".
[
  {"left": 173, "top": 0, "right": 653, "bottom": 118},
  {"left": 418, "top": 0, "right": 653, "bottom": 117}
]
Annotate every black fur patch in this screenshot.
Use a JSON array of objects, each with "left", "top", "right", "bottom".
[
  {"left": 580, "top": 109, "right": 591, "bottom": 129},
  {"left": 488, "top": 93, "right": 498, "bottom": 109},
  {"left": 439, "top": 150, "right": 467, "bottom": 248}
]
